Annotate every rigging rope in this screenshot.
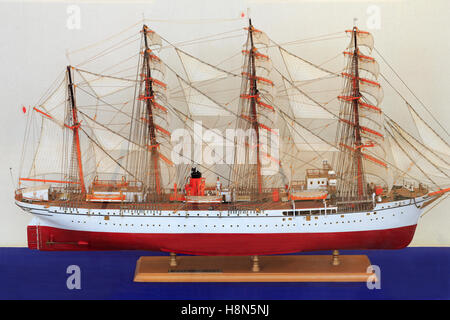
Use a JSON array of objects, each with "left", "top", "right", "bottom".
[{"left": 375, "top": 47, "right": 449, "bottom": 138}]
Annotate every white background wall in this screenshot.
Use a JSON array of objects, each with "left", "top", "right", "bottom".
[{"left": 0, "top": 0, "right": 448, "bottom": 246}]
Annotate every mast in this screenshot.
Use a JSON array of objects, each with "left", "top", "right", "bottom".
[
  {"left": 67, "top": 65, "right": 86, "bottom": 194},
  {"left": 248, "top": 18, "right": 263, "bottom": 195},
  {"left": 335, "top": 26, "right": 384, "bottom": 207},
  {"left": 233, "top": 19, "right": 277, "bottom": 197},
  {"left": 141, "top": 24, "right": 162, "bottom": 197},
  {"left": 351, "top": 27, "right": 364, "bottom": 197}
]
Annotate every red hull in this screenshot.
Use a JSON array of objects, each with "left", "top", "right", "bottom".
[{"left": 27, "top": 225, "right": 417, "bottom": 255}]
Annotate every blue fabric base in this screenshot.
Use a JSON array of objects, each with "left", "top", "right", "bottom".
[{"left": 0, "top": 247, "right": 448, "bottom": 300}]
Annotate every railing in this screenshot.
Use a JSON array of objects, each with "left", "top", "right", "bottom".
[{"left": 306, "top": 169, "right": 331, "bottom": 178}]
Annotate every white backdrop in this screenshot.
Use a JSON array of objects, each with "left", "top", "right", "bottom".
[{"left": 0, "top": 0, "right": 448, "bottom": 246}]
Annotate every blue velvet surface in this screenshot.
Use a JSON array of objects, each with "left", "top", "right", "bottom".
[{"left": 0, "top": 247, "right": 448, "bottom": 300}]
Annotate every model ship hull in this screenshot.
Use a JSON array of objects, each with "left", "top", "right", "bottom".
[{"left": 18, "top": 196, "right": 426, "bottom": 255}]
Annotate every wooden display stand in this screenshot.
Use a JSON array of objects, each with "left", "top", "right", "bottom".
[{"left": 134, "top": 250, "right": 376, "bottom": 282}]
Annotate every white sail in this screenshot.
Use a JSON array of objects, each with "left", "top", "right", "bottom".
[
  {"left": 76, "top": 70, "right": 135, "bottom": 99},
  {"left": 347, "top": 29, "right": 374, "bottom": 52},
  {"left": 281, "top": 49, "right": 331, "bottom": 83},
  {"left": 252, "top": 29, "right": 270, "bottom": 48},
  {"left": 30, "top": 117, "right": 67, "bottom": 179},
  {"left": 408, "top": 105, "right": 450, "bottom": 157},
  {"left": 38, "top": 77, "right": 67, "bottom": 125},
  {"left": 386, "top": 123, "right": 450, "bottom": 189},
  {"left": 177, "top": 50, "right": 229, "bottom": 83},
  {"left": 287, "top": 121, "right": 338, "bottom": 152},
  {"left": 179, "top": 79, "right": 231, "bottom": 116},
  {"left": 145, "top": 29, "right": 162, "bottom": 48},
  {"left": 283, "top": 79, "right": 335, "bottom": 119},
  {"left": 344, "top": 52, "right": 379, "bottom": 79},
  {"left": 359, "top": 80, "right": 384, "bottom": 106}
]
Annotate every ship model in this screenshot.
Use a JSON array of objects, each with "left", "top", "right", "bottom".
[{"left": 15, "top": 19, "right": 449, "bottom": 255}]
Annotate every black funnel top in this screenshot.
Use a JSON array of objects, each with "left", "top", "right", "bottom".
[{"left": 191, "top": 167, "right": 202, "bottom": 179}]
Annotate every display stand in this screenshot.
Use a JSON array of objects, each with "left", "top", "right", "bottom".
[{"left": 134, "top": 251, "right": 376, "bottom": 282}]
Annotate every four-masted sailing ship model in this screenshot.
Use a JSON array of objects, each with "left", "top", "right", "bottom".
[{"left": 15, "top": 19, "right": 449, "bottom": 256}]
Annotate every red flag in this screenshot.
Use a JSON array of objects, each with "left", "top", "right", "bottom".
[{"left": 22, "top": 106, "right": 27, "bottom": 114}]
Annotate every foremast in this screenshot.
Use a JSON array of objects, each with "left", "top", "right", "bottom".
[{"left": 335, "top": 26, "right": 385, "bottom": 210}]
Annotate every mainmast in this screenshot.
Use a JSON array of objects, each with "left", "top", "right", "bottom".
[
  {"left": 248, "top": 19, "right": 263, "bottom": 195},
  {"left": 67, "top": 65, "right": 86, "bottom": 194},
  {"left": 125, "top": 24, "right": 172, "bottom": 201},
  {"left": 141, "top": 24, "right": 162, "bottom": 198},
  {"left": 232, "top": 19, "right": 277, "bottom": 199},
  {"left": 350, "top": 27, "right": 365, "bottom": 197}
]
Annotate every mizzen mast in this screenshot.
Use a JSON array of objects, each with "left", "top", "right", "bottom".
[{"left": 67, "top": 65, "right": 86, "bottom": 194}]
